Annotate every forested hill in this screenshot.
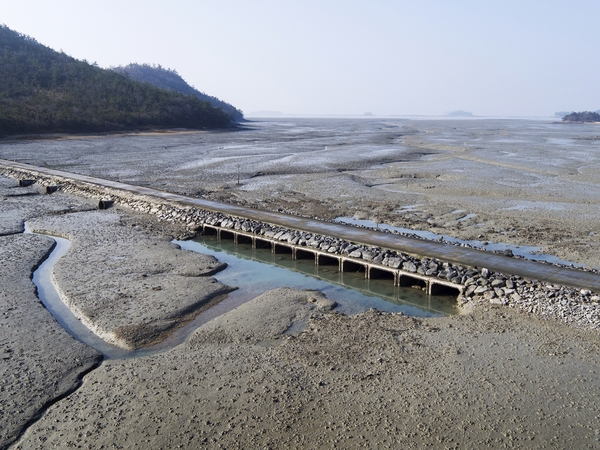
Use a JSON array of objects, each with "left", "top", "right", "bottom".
[
  {"left": 0, "top": 25, "right": 233, "bottom": 136},
  {"left": 562, "top": 111, "right": 600, "bottom": 123},
  {"left": 114, "top": 64, "right": 244, "bottom": 122}
]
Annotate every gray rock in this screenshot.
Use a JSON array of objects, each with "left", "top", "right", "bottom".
[
  {"left": 465, "top": 277, "right": 478, "bottom": 286},
  {"left": 484, "top": 290, "right": 497, "bottom": 300},
  {"left": 491, "top": 279, "right": 505, "bottom": 288},
  {"left": 465, "top": 285, "right": 477, "bottom": 297},
  {"left": 349, "top": 250, "right": 362, "bottom": 258},
  {"left": 474, "top": 286, "right": 489, "bottom": 295},
  {"left": 362, "top": 251, "right": 375, "bottom": 261},
  {"left": 403, "top": 261, "right": 417, "bottom": 273},
  {"left": 446, "top": 271, "right": 457, "bottom": 281},
  {"left": 387, "top": 257, "right": 402, "bottom": 269},
  {"left": 343, "top": 245, "right": 358, "bottom": 255}
]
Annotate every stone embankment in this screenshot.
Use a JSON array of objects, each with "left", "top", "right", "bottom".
[
  {"left": 335, "top": 219, "right": 599, "bottom": 273},
  {"left": 1, "top": 164, "right": 599, "bottom": 330}
]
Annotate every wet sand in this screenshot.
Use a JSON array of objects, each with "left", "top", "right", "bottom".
[
  {"left": 13, "top": 288, "right": 600, "bottom": 449},
  {"left": 1, "top": 118, "right": 600, "bottom": 448},
  {"left": 27, "top": 210, "right": 234, "bottom": 350},
  {"left": 0, "top": 179, "right": 103, "bottom": 448}
]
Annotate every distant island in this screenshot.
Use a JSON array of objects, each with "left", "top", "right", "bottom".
[
  {"left": 447, "top": 110, "right": 474, "bottom": 117},
  {"left": 561, "top": 111, "right": 600, "bottom": 123},
  {"left": 0, "top": 25, "right": 238, "bottom": 136},
  {"left": 113, "top": 64, "right": 243, "bottom": 122}
]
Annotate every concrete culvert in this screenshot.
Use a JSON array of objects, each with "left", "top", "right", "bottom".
[
  {"left": 430, "top": 283, "right": 462, "bottom": 297},
  {"left": 98, "top": 200, "right": 114, "bottom": 210},
  {"left": 45, "top": 186, "right": 58, "bottom": 194},
  {"left": 18, "top": 179, "right": 35, "bottom": 187},
  {"left": 237, "top": 235, "right": 253, "bottom": 245},
  {"left": 369, "top": 267, "right": 395, "bottom": 281},
  {"left": 202, "top": 226, "right": 218, "bottom": 236},
  {"left": 220, "top": 230, "right": 235, "bottom": 241},
  {"left": 399, "top": 274, "right": 427, "bottom": 289}
]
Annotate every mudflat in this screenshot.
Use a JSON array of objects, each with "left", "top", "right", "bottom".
[
  {"left": 1, "top": 118, "right": 600, "bottom": 448},
  {"left": 2, "top": 118, "right": 599, "bottom": 268},
  {"left": 0, "top": 233, "right": 102, "bottom": 449},
  {"left": 27, "top": 210, "right": 234, "bottom": 349},
  {"left": 13, "top": 290, "right": 600, "bottom": 449}
]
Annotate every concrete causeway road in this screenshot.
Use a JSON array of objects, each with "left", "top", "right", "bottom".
[{"left": 3, "top": 159, "right": 600, "bottom": 292}]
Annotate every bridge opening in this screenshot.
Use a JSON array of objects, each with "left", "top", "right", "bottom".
[
  {"left": 202, "top": 226, "right": 218, "bottom": 236},
  {"left": 296, "top": 249, "right": 315, "bottom": 260},
  {"left": 274, "top": 244, "right": 293, "bottom": 255},
  {"left": 342, "top": 260, "right": 366, "bottom": 273},
  {"left": 255, "top": 238, "right": 272, "bottom": 250},
  {"left": 399, "top": 274, "right": 427, "bottom": 289},
  {"left": 370, "top": 267, "right": 395, "bottom": 281},
  {"left": 220, "top": 230, "right": 235, "bottom": 241},
  {"left": 430, "top": 283, "right": 461, "bottom": 297},
  {"left": 318, "top": 254, "right": 340, "bottom": 266},
  {"left": 237, "top": 234, "right": 253, "bottom": 245}
]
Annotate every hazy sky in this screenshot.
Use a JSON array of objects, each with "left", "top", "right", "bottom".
[{"left": 2, "top": 0, "right": 599, "bottom": 117}]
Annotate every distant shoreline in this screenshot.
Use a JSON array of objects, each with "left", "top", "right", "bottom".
[{"left": 0, "top": 125, "right": 249, "bottom": 143}]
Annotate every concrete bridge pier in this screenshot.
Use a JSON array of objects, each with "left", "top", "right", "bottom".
[{"left": 198, "top": 224, "right": 464, "bottom": 299}]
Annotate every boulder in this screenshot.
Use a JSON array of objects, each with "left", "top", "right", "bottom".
[{"left": 403, "top": 261, "right": 417, "bottom": 273}]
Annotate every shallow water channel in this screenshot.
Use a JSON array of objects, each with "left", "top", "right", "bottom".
[
  {"left": 27, "top": 230, "right": 237, "bottom": 359},
  {"left": 28, "top": 229, "right": 457, "bottom": 360},
  {"left": 177, "top": 235, "right": 458, "bottom": 317},
  {"left": 28, "top": 233, "right": 138, "bottom": 359}
]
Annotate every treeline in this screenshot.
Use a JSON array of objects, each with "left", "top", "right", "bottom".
[
  {"left": 0, "top": 25, "right": 234, "bottom": 136},
  {"left": 562, "top": 111, "right": 600, "bottom": 123},
  {"left": 113, "top": 63, "right": 244, "bottom": 122}
]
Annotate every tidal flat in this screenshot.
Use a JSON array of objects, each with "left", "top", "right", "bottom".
[
  {"left": 2, "top": 118, "right": 600, "bottom": 448},
  {"left": 2, "top": 117, "right": 599, "bottom": 268}
]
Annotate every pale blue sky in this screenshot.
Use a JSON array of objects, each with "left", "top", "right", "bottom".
[{"left": 2, "top": 0, "right": 599, "bottom": 116}]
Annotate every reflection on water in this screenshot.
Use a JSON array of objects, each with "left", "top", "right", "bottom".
[{"left": 177, "top": 235, "right": 458, "bottom": 318}]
